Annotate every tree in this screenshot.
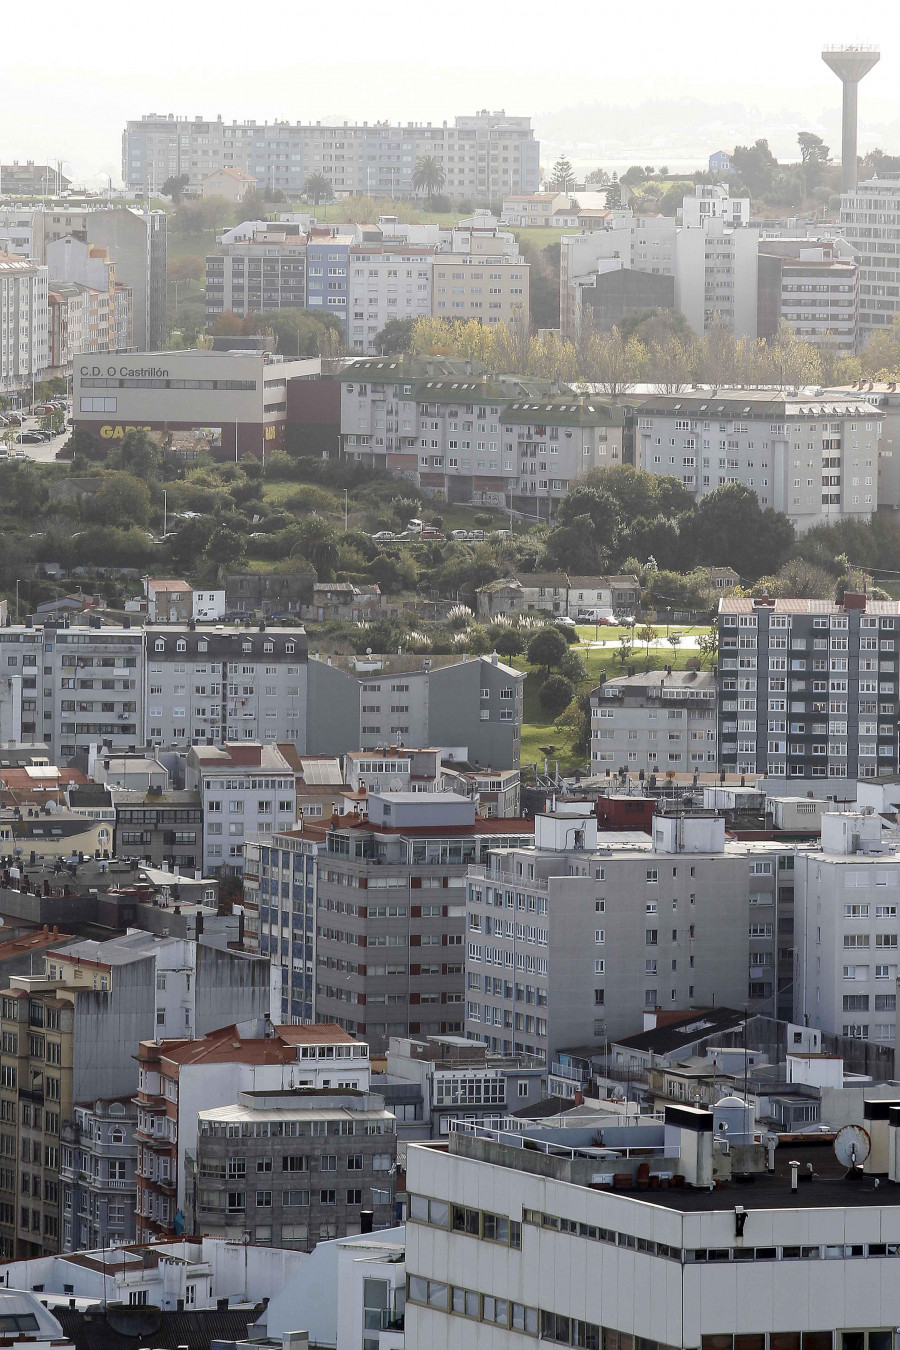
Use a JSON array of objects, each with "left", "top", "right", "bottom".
[
  {"left": 559, "top": 648, "right": 587, "bottom": 683},
  {"left": 585, "top": 168, "right": 610, "bottom": 186},
  {"left": 616, "top": 635, "right": 634, "bottom": 666},
  {"left": 695, "top": 482, "right": 794, "bottom": 580},
  {"left": 556, "top": 485, "right": 621, "bottom": 542},
  {"left": 539, "top": 674, "right": 575, "bottom": 716},
  {"left": 203, "top": 524, "right": 246, "bottom": 571},
  {"left": 798, "top": 132, "right": 830, "bottom": 166},
  {"left": 90, "top": 474, "right": 151, "bottom": 528},
  {"left": 209, "top": 311, "right": 246, "bottom": 337},
  {"left": 108, "top": 429, "right": 162, "bottom": 481},
  {"left": 605, "top": 180, "right": 623, "bottom": 210},
  {"left": 247, "top": 307, "right": 344, "bottom": 358},
  {"left": 493, "top": 628, "right": 524, "bottom": 658},
  {"left": 666, "top": 631, "right": 682, "bottom": 658},
  {"left": 549, "top": 156, "right": 575, "bottom": 192},
  {"left": 730, "top": 139, "right": 778, "bottom": 197},
  {"left": 303, "top": 174, "right": 333, "bottom": 205},
  {"left": 636, "top": 624, "right": 659, "bottom": 668},
  {"left": 527, "top": 626, "right": 568, "bottom": 674},
  {"left": 411, "top": 156, "right": 446, "bottom": 201},
  {"left": 696, "top": 629, "right": 718, "bottom": 668},
  {"left": 161, "top": 174, "right": 190, "bottom": 203},
  {"left": 311, "top": 537, "right": 340, "bottom": 580},
  {"left": 168, "top": 254, "right": 204, "bottom": 285},
  {"left": 373, "top": 317, "right": 417, "bottom": 355},
  {"left": 240, "top": 188, "right": 268, "bottom": 220}
]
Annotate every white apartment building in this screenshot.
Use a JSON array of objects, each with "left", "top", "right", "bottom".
[
  {"left": 679, "top": 184, "right": 751, "bottom": 228},
  {"left": 560, "top": 213, "right": 678, "bottom": 340},
  {"left": 205, "top": 229, "right": 307, "bottom": 322},
  {"left": 348, "top": 244, "right": 434, "bottom": 352},
  {"left": 590, "top": 670, "right": 718, "bottom": 776},
  {"left": 432, "top": 255, "right": 529, "bottom": 327},
  {"left": 339, "top": 355, "right": 624, "bottom": 513},
  {"left": 637, "top": 389, "right": 882, "bottom": 529},
  {"left": 0, "top": 253, "right": 49, "bottom": 396},
  {"left": 674, "top": 214, "right": 761, "bottom": 338},
  {"left": 405, "top": 1109, "right": 900, "bottom": 1350},
  {"left": 185, "top": 741, "right": 298, "bottom": 874},
  {"left": 840, "top": 175, "right": 900, "bottom": 339},
  {"left": 143, "top": 624, "right": 307, "bottom": 748},
  {"left": 464, "top": 810, "right": 793, "bottom": 1063},
  {"left": 795, "top": 809, "right": 900, "bottom": 1048},
  {"left": 123, "top": 110, "right": 540, "bottom": 199}
]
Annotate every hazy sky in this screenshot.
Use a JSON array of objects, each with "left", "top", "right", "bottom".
[{"left": 4, "top": 0, "right": 895, "bottom": 182}]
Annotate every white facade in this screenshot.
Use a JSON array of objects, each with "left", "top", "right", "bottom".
[
  {"left": 406, "top": 1124, "right": 900, "bottom": 1350},
  {"left": 347, "top": 246, "right": 434, "bottom": 352},
  {"left": 794, "top": 814, "right": 900, "bottom": 1047},
  {"left": 590, "top": 671, "right": 718, "bottom": 775},
  {"left": 840, "top": 177, "right": 900, "bottom": 339},
  {"left": 0, "top": 253, "right": 49, "bottom": 396},
  {"left": 186, "top": 743, "right": 298, "bottom": 874},
  {"left": 674, "top": 215, "right": 761, "bottom": 338},
  {"left": 637, "top": 390, "right": 882, "bottom": 529}
]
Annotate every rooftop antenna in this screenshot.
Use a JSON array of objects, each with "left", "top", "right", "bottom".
[{"left": 821, "top": 45, "right": 880, "bottom": 192}]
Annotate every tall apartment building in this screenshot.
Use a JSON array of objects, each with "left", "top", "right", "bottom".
[
  {"left": 339, "top": 354, "right": 625, "bottom": 515},
  {"left": 184, "top": 742, "right": 299, "bottom": 875},
  {"left": 122, "top": 111, "right": 540, "bottom": 199},
  {"left": 0, "top": 253, "right": 48, "bottom": 397},
  {"left": 757, "top": 239, "right": 859, "bottom": 350},
  {"left": 636, "top": 389, "right": 882, "bottom": 529},
  {"left": 718, "top": 594, "right": 900, "bottom": 783},
  {"left": 0, "top": 932, "right": 269, "bottom": 1257},
  {"left": 45, "top": 236, "right": 133, "bottom": 357},
  {"left": 192, "top": 1086, "right": 396, "bottom": 1249},
  {"left": 464, "top": 809, "right": 798, "bottom": 1064},
  {"left": 560, "top": 212, "right": 677, "bottom": 340},
  {"left": 674, "top": 214, "right": 761, "bottom": 338},
  {"left": 242, "top": 829, "right": 317, "bottom": 1021},
  {"left": 405, "top": 1110, "right": 900, "bottom": 1350},
  {"left": 134, "top": 1022, "right": 371, "bottom": 1241},
  {"left": 205, "top": 229, "right": 306, "bottom": 324},
  {"left": 794, "top": 808, "right": 900, "bottom": 1048},
  {"left": 59, "top": 1098, "right": 138, "bottom": 1253},
  {"left": 305, "top": 232, "right": 352, "bottom": 333},
  {"left": 143, "top": 624, "right": 307, "bottom": 749},
  {"left": 348, "top": 242, "right": 434, "bottom": 351},
  {"left": 432, "top": 255, "right": 529, "bottom": 327},
  {"left": 589, "top": 669, "right": 718, "bottom": 776},
  {"left": 0, "top": 207, "right": 167, "bottom": 352},
  {"left": 294, "top": 792, "right": 535, "bottom": 1053},
  {"left": 840, "top": 175, "right": 900, "bottom": 340},
  {"left": 0, "top": 623, "right": 143, "bottom": 763}
]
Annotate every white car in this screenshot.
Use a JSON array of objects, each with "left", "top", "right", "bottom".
[{"left": 372, "top": 531, "right": 396, "bottom": 542}]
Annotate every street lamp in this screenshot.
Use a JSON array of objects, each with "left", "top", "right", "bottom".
[{"left": 344, "top": 488, "right": 349, "bottom": 533}]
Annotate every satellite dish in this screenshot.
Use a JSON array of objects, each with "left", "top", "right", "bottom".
[
  {"left": 389, "top": 776, "right": 403, "bottom": 791},
  {"left": 834, "top": 1123, "right": 871, "bottom": 1169}
]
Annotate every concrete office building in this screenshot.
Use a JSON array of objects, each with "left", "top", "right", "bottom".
[
  {"left": 192, "top": 1087, "right": 396, "bottom": 1249},
  {"left": 339, "top": 354, "right": 624, "bottom": 515},
  {"left": 579, "top": 265, "right": 675, "bottom": 333},
  {"left": 298, "top": 792, "right": 535, "bottom": 1053},
  {"left": 123, "top": 110, "right": 540, "bottom": 199},
  {"left": 464, "top": 810, "right": 797, "bottom": 1063},
  {"left": 134, "top": 1022, "right": 370, "bottom": 1241},
  {"left": 185, "top": 742, "right": 299, "bottom": 876},
  {"left": 637, "top": 389, "right": 882, "bottom": 529},
  {"left": 0, "top": 253, "right": 48, "bottom": 397},
  {"left": 590, "top": 670, "right": 718, "bottom": 776},
  {"left": 718, "top": 594, "right": 900, "bottom": 783},
  {"left": 405, "top": 1106, "right": 900, "bottom": 1350},
  {"left": 205, "top": 228, "right": 307, "bottom": 323},
  {"left": 348, "top": 243, "right": 434, "bottom": 352},
  {"left": 840, "top": 176, "right": 900, "bottom": 339},
  {"left": 757, "top": 239, "right": 859, "bottom": 350},
  {"left": 432, "top": 255, "right": 529, "bottom": 327},
  {"left": 74, "top": 349, "right": 320, "bottom": 458},
  {"left": 59, "top": 1098, "right": 138, "bottom": 1253},
  {"left": 794, "top": 809, "right": 900, "bottom": 1047}
]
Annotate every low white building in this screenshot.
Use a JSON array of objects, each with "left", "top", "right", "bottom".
[
  {"left": 406, "top": 1108, "right": 900, "bottom": 1350},
  {"left": 590, "top": 669, "right": 718, "bottom": 776}
]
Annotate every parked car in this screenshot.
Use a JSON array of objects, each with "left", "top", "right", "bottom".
[
  {"left": 419, "top": 527, "right": 444, "bottom": 540},
  {"left": 18, "top": 432, "right": 43, "bottom": 444},
  {"left": 450, "top": 529, "right": 469, "bottom": 540},
  {"left": 371, "top": 531, "right": 396, "bottom": 542},
  {"left": 555, "top": 616, "right": 577, "bottom": 628}
]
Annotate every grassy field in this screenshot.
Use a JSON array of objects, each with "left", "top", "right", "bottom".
[{"left": 515, "top": 629, "right": 710, "bottom": 776}]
